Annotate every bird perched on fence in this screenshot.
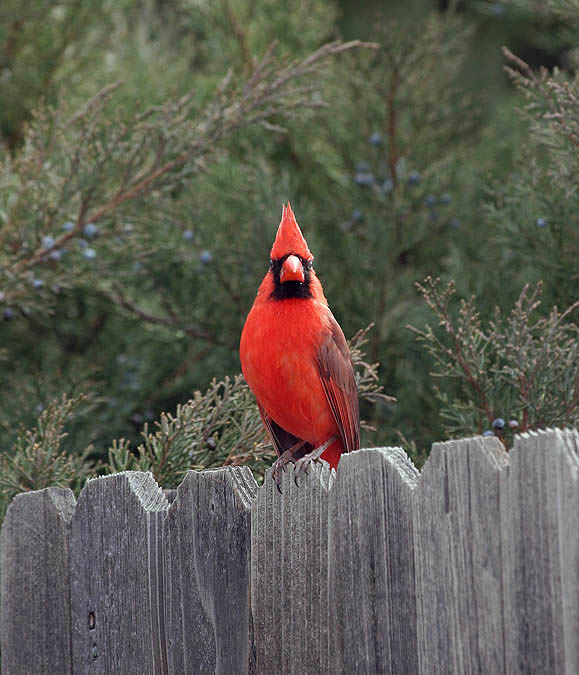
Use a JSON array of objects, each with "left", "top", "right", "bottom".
[{"left": 240, "top": 202, "right": 360, "bottom": 487}]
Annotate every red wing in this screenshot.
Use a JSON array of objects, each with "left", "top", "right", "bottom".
[
  {"left": 315, "top": 314, "right": 360, "bottom": 452},
  {"left": 257, "top": 402, "right": 312, "bottom": 459}
]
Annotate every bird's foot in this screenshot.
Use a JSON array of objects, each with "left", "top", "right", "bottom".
[
  {"left": 294, "top": 435, "right": 339, "bottom": 486},
  {"left": 272, "top": 441, "right": 307, "bottom": 492}
]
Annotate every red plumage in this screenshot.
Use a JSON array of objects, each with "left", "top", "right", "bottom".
[{"left": 240, "top": 203, "right": 359, "bottom": 479}]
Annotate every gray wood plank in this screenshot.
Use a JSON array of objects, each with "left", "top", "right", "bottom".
[
  {"left": 164, "top": 466, "right": 257, "bottom": 675},
  {"left": 328, "top": 447, "right": 419, "bottom": 675},
  {"left": 0, "top": 487, "right": 76, "bottom": 675},
  {"left": 413, "top": 435, "right": 508, "bottom": 675},
  {"left": 3, "top": 430, "right": 578, "bottom": 675},
  {"left": 251, "top": 461, "right": 333, "bottom": 675},
  {"left": 501, "top": 428, "right": 579, "bottom": 675},
  {"left": 69, "top": 471, "right": 169, "bottom": 674}
]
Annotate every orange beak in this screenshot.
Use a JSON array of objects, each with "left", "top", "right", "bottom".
[{"left": 280, "top": 255, "right": 305, "bottom": 283}]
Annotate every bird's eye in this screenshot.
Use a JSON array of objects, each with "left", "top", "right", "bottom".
[
  {"left": 269, "top": 260, "right": 274, "bottom": 271},
  {"left": 305, "top": 260, "right": 313, "bottom": 271}
]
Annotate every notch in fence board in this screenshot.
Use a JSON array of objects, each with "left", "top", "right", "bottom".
[
  {"left": 501, "top": 428, "right": 579, "bottom": 675},
  {"left": 329, "top": 447, "right": 419, "bottom": 675},
  {"left": 164, "top": 466, "right": 257, "bottom": 675},
  {"left": 0, "top": 487, "right": 76, "bottom": 675},
  {"left": 69, "top": 471, "right": 168, "bottom": 674}
]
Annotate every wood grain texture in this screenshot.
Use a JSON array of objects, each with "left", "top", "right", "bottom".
[
  {"left": 0, "top": 487, "right": 76, "bottom": 675},
  {"left": 2, "top": 431, "right": 579, "bottom": 674},
  {"left": 413, "top": 435, "right": 508, "bottom": 675},
  {"left": 251, "top": 461, "right": 333, "bottom": 675},
  {"left": 329, "top": 447, "right": 419, "bottom": 675},
  {"left": 501, "top": 428, "right": 579, "bottom": 675},
  {"left": 69, "top": 471, "right": 169, "bottom": 674},
  {"left": 164, "top": 466, "right": 257, "bottom": 675}
]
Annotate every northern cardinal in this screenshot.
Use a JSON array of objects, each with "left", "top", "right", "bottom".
[{"left": 240, "top": 203, "right": 360, "bottom": 485}]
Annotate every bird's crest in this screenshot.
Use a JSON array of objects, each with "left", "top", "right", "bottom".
[{"left": 270, "top": 202, "right": 313, "bottom": 261}]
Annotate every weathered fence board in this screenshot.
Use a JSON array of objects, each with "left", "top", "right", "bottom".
[
  {"left": 329, "top": 447, "right": 419, "bottom": 675},
  {"left": 251, "top": 461, "right": 333, "bottom": 675},
  {"left": 501, "top": 429, "right": 579, "bottom": 675},
  {"left": 1, "top": 428, "right": 578, "bottom": 674},
  {"left": 413, "top": 435, "right": 508, "bottom": 675},
  {"left": 70, "top": 472, "right": 169, "bottom": 674},
  {"left": 164, "top": 467, "right": 256, "bottom": 675},
  {"left": 0, "top": 487, "right": 75, "bottom": 674}
]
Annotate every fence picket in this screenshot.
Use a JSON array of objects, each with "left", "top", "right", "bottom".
[
  {"left": 250, "top": 461, "right": 333, "bottom": 675},
  {"left": 70, "top": 471, "right": 168, "bottom": 674},
  {"left": 329, "top": 447, "right": 419, "bottom": 675},
  {"left": 0, "top": 487, "right": 75, "bottom": 674},
  {"left": 164, "top": 467, "right": 256, "bottom": 675},
  {"left": 502, "top": 429, "right": 579, "bottom": 675},
  {"left": 413, "top": 436, "right": 508, "bottom": 675}
]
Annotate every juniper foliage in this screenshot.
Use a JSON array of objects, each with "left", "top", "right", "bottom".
[
  {"left": 410, "top": 278, "right": 579, "bottom": 443},
  {"left": 0, "top": 395, "right": 92, "bottom": 519},
  {"left": 484, "top": 47, "right": 579, "bottom": 311}
]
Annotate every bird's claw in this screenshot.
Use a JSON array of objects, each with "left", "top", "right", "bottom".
[
  {"left": 292, "top": 435, "right": 338, "bottom": 486},
  {"left": 271, "top": 448, "right": 296, "bottom": 492},
  {"left": 272, "top": 463, "right": 285, "bottom": 493},
  {"left": 293, "top": 457, "right": 311, "bottom": 486}
]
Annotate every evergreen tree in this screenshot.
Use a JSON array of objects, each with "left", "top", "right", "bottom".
[{"left": 0, "top": 0, "right": 577, "bottom": 515}]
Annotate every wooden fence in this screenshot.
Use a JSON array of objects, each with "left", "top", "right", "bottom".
[{"left": 1, "top": 428, "right": 578, "bottom": 674}]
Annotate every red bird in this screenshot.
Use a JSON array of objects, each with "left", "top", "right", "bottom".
[{"left": 240, "top": 203, "right": 360, "bottom": 485}]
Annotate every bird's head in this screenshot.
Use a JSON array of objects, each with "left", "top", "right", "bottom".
[{"left": 268, "top": 203, "right": 315, "bottom": 300}]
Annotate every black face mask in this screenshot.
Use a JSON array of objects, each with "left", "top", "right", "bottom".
[{"left": 269, "top": 255, "right": 313, "bottom": 300}]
